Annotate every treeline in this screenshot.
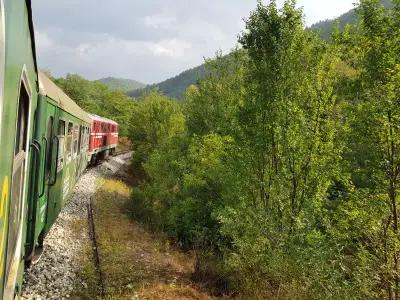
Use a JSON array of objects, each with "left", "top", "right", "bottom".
[
  {"left": 54, "top": 74, "right": 136, "bottom": 136},
  {"left": 128, "top": 64, "right": 207, "bottom": 100},
  {"left": 308, "top": 0, "right": 392, "bottom": 40},
  {"left": 127, "top": 0, "right": 400, "bottom": 299}
]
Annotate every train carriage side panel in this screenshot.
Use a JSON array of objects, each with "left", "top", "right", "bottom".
[
  {"left": 29, "top": 72, "right": 90, "bottom": 253},
  {"left": 107, "top": 122, "right": 119, "bottom": 154},
  {"left": 88, "top": 114, "right": 119, "bottom": 163},
  {"left": 0, "top": 0, "right": 39, "bottom": 298}
]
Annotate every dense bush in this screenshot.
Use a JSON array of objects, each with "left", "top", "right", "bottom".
[{"left": 128, "top": 0, "right": 400, "bottom": 299}]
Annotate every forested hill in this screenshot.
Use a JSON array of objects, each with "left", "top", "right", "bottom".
[
  {"left": 127, "top": 64, "right": 206, "bottom": 100},
  {"left": 127, "top": 1, "right": 400, "bottom": 298},
  {"left": 309, "top": 0, "right": 393, "bottom": 40},
  {"left": 98, "top": 77, "right": 146, "bottom": 92},
  {"left": 128, "top": 0, "right": 392, "bottom": 100}
]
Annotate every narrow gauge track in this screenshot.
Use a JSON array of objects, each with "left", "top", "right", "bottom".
[
  {"left": 87, "top": 150, "right": 132, "bottom": 295},
  {"left": 87, "top": 193, "right": 105, "bottom": 296},
  {"left": 21, "top": 152, "right": 132, "bottom": 300}
]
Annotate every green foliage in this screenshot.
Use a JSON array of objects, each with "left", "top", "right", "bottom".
[
  {"left": 127, "top": 0, "right": 400, "bottom": 299},
  {"left": 55, "top": 74, "right": 136, "bottom": 136},
  {"left": 308, "top": 0, "right": 393, "bottom": 40},
  {"left": 183, "top": 51, "right": 246, "bottom": 137},
  {"left": 128, "top": 65, "right": 206, "bottom": 100},
  {"left": 128, "top": 91, "right": 185, "bottom": 171},
  {"left": 339, "top": 0, "right": 400, "bottom": 297},
  {"left": 129, "top": 0, "right": 391, "bottom": 104},
  {"left": 97, "top": 77, "right": 146, "bottom": 92}
]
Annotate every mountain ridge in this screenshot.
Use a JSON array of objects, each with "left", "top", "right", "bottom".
[
  {"left": 97, "top": 77, "right": 146, "bottom": 92},
  {"left": 127, "top": 64, "right": 206, "bottom": 100},
  {"left": 309, "top": 0, "right": 392, "bottom": 40},
  {"left": 127, "top": 0, "right": 392, "bottom": 100}
]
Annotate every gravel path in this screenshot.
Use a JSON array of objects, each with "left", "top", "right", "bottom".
[{"left": 21, "top": 152, "right": 132, "bottom": 300}]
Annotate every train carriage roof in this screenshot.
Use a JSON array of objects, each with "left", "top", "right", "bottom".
[
  {"left": 38, "top": 71, "right": 91, "bottom": 124},
  {"left": 26, "top": 0, "right": 38, "bottom": 74},
  {"left": 89, "top": 114, "right": 118, "bottom": 126}
]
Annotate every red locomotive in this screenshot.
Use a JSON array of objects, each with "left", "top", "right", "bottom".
[{"left": 89, "top": 114, "right": 119, "bottom": 163}]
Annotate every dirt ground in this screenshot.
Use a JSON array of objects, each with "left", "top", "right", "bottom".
[{"left": 72, "top": 165, "right": 225, "bottom": 300}]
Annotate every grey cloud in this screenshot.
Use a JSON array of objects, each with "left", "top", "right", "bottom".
[{"left": 32, "top": 1, "right": 258, "bottom": 83}]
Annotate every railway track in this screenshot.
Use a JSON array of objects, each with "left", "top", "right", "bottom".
[
  {"left": 87, "top": 152, "right": 133, "bottom": 296},
  {"left": 87, "top": 197, "right": 105, "bottom": 296},
  {"left": 86, "top": 151, "right": 132, "bottom": 296},
  {"left": 21, "top": 152, "right": 132, "bottom": 300}
]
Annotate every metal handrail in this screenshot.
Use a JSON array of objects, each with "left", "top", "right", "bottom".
[
  {"left": 39, "top": 136, "right": 47, "bottom": 197},
  {"left": 49, "top": 136, "right": 59, "bottom": 186}
]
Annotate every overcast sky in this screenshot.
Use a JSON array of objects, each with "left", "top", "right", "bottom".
[{"left": 32, "top": 0, "right": 356, "bottom": 84}]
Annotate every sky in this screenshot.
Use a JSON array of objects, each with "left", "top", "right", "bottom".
[{"left": 32, "top": 0, "right": 356, "bottom": 84}]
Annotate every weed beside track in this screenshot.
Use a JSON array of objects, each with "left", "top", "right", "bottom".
[{"left": 72, "top": 167, "right": 222, "bottom": 300}]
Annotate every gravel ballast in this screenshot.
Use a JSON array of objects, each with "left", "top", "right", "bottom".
[{"left": 21, "top": 152, "right": 131, "bottom": 300}]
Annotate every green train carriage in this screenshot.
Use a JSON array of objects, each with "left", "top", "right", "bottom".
[
  {"left": 0, "top": 0, "right": 38, "bottom": 298},
  {"left": 0, "top": 2, "right": 91, "bottom": 298},
  {"left": 30, "top": 72, "right": 91, "bottom": 258}
]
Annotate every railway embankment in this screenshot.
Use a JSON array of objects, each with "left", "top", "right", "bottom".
[
  {"left": 22, "top": 150, "right": 223, "bottom": 300},
  {"left": 21, "top": 152, "right": 132, "bottom": 300},
  {"left": 71, "top": 160, "right": 221, "bottom": 299}
]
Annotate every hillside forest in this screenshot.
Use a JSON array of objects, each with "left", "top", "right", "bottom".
[
  {"left": 97, "top": 77, "right": 146, "bottom": 93},
  {"left": 54, "top": 0, "right": 400, "bottom": 299}
]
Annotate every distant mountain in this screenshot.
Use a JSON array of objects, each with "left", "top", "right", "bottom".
[
  {"left": 127, "top": 64, "right": 206, "bottom": 100},
  {"left": 128, "top": 0, "right": 393, "bottom": 100},
  {"left": 98, "top": 77, "right": 146, "bottom": 92},
  {"left": 309, "top": 0, "right": 393, "bottom": 40}
]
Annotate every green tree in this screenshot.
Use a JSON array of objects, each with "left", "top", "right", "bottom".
[
  {"left": 55, "top": 74, "right": 136, "bottom": 136},
  {"left": 128, "top": 91, "right": 185, "bottom": 171},
  {"left": 183, "top": 51, "right": 246, "bottom": 137},
  {"left": 344, "top": 0, "right": 400, "bottom": 297},
  {"left": 235, "top": 0, "right": 341, "bottom": 232}
]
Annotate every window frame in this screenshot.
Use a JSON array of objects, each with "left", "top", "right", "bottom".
[
  {"left": 73, "top": 124, "right": 79, "bottom": 156},
  {"left": 57, "top": 119, "right": 66, "bottom": 172},
  {"left": 66, "top": 122, "right": 73, "bottom": 162}
]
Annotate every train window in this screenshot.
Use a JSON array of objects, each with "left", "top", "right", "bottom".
[
  {"left": 66, "top": 122, "right": 73, "bottom": 161},
  {"left": 45, "top": 117, "right": 54, "bottom": 176},
  {"left": 86, "top": 127, "right": 89, "bottom": 146},
  {"left": 58, "top": 120, "right": 65, "bottom": 136},
  {"left": 82, "top": 127, "right": 85, "bottom": 150},
  {"left": 86, "top": 127, "right": 90, "bottom": 145},
  {"left": 78, "top": 125, "right": 84, "bottom": 153},
  {"left": 83, "top": 127, "right": 86, "bottom": 147},
  {"left": 57, "top": 120, "right": 66, "bottom": 171},
  {"left": 73, "top": 124, "right": 79, "bottom": 155}
]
